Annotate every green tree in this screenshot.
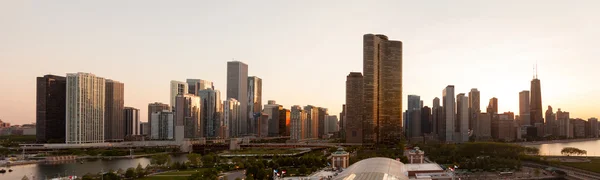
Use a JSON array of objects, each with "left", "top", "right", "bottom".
[
  {"left": 135, "top": 163, "right": 145, "bottom": 178},
  {"left": 125, "top": 168, "right": 136, "bottom": 179},
  {"left": 82, "top": 173, "right": 94, "bottom": 180},
  {"left": 151, "top": 154, "right": 170, "bottom": 166},
  {"left": 117, "top": 168, "right": 124, "bottom": 175},
  {"left": 561, "top": 147, "right": 587, "bottom": 156},
  {"left": 187, "top": 153, "right": 202, "bottom": 167},
  {"left": 299, "top": 164, "right": 307, "bottom": 175},
  {"left": 102, "top": 172, "right": 120, "bottom": 180},
  {"left": 202, "top": 154, "right": 215, "bottom": 167}
]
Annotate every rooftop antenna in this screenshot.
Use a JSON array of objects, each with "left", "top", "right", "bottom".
[{"left": 536, "top": 62, "right": 538, "bottom": 79}]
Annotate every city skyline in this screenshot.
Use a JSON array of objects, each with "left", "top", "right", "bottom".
[{"left": 3, "top": 1, "right": 600, "bottom": 125}]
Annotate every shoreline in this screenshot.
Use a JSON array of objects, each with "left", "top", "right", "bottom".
[
  {"left": 1, "top": 152, "right": 181, "bottom": 168},
  {"left": 515, "top": 138, "right": 600, "bottom": 146}
]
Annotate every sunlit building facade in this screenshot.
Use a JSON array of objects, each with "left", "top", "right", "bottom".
[{"left": 66, "top": 72, "right": 106, "bottom": 144}]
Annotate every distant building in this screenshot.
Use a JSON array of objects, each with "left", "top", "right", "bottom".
[
  {"left": 318, "top": 107, "right": 329, "bottom": 138},
  {"left": 105, "top": 80, "right": 125, "bottom": 142},
  {"left": 432, "top": 97, "right": 442, "bottom": 140},
  {"left": 327, "top": 115, "right": 339, "bottom": 134},
  {"left": 147, "top": 102, "right": 170, "bottom": 136},
  {"left": 406, "top": 147, "right": 425, "bottom": 164},
  {"left": 247, "top": 76, "right": 262, "bottom": 135},
  {"left": 588, "top": 118, "right": 598, "bottom": 138},
  {"left": 140, "top": 122, "right": 149, "bottom": 136},
  {"left": 345, "top": 72, "right": 363, "bottom": 143},
  {"left": 66, "top": 72, "right": 105, "bottom": 144},
  {"left": 36, "top": 74, "right": 66, "bottom": 143},
  {"left": 304, "top": 105, "right": 319, "bottom": 139},
  {"left": 571, "top": 118, "right": 586, "bottom": 138},
  {"left": 519, "top": 91, "right": 531, "bottom": 126},
  {"left": 175, "top": 94, "right": 202, "bottom": 138},
  {"left": 530, "top": 75, "right": 543, "bottom": 130},
  {"left": 258, "top": 113, "right": 269, "bottom": 138},
  {"left": 546, "top": 106, "right": 557, "bottom": 137},
  {"left": 477, "top": 112, "right": 492, "bottom": 140},
  {"left": 456, "top": 93, "right": 469, "bottom": 143},
  {"left": 224, "top": 98, "right": 241, "bottom": 138},
  {"left": 290, "top": 105, "right": 307, "bottom": 141},
  {"left": 363, "top": 34, "right": 403, "bottom": 143},
  {"left": 0, "top": 119, "right": 9, "bottom": 128},
  {"left": 406, "top": 95, "right": 421, "bottom": 139},
  {"left": 186, "top": 79, "right": 213, "bottom": 95},
  {"left": 487, "top": 97, "right": 498, "bottom": 115},
  {"left": 340, "top": 104, "right": 346, "bottom": 139},
  {"left": 150, "top": 110, "right": 174, "bottom": 140},
  {"left": 227, "top": 61, "right": 249, "bottom": 136},
  {"left": 492, "top": 112, "right": 516, "bottom": 142},
  {"left": 264, "top": 101, "right": 281, "bottom": 137},
  {"left": 468, "top": 89, "right": 480, "bottom": 135},
  {"left": 198, "top": 89, "right": 222, "bottom": 138},
  {"left": 170, "top": 80, "right": 188, "bottom": 109},
  {"left": 279, "top": 108, "right": 291, "bottom": 136},
  {"left": 124, "top": 107, "right": 140, "bottom": 136},
  {"left": 442, "top": 86, "right": 455, "bottom": 142},
  {"left": 557, "top": 109, "right": 571, "bottom": 138}
]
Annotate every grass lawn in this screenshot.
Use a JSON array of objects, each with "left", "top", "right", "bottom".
[
  {"left": 560, "top": 158, "right": 600, "bottom": 173},
  {"left": 140, "top": 168, "right": 208, "bottom": 180}
]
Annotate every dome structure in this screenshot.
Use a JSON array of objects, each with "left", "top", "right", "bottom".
[{"left": 333, "top": 157, "right": 409, "bottom": 180}]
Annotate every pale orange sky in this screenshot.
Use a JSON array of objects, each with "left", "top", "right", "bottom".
[{"left": 1, "top": 0, "right": 599, "bottom": 125}]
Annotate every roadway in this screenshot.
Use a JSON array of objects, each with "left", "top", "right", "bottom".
[{"left": 523, "top": 162, "right": 600, "bottom": 180}]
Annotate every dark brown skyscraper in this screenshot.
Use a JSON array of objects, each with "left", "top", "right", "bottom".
[
  {"left": 345, "top": 72, "right": 364, "bottom": 143},
  {"left": 363, "top": 34, "right": 403, "bottom": 143},
  {"left": 36, "top": 75, "right": 66, "bottom": 143},
  {"left": 318, "top": 107, "right": 328, "bottom": 138},
  {"left": 105, "top": 80, "right": 125, "bottom": 141},
  {"left": 530, "top": 76, "right": 543, "bottom": 127}
]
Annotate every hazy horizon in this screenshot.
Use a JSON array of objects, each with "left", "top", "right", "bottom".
[{"left": 2, "top": 0, "right": 600, "bottom": 125}]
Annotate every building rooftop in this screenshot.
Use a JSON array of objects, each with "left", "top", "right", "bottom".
[
  {"left": 404, "top": 163, "right": 443, "bottom": 172},
  {"left": 334, "top": 157, "right": 409, "bottom": 180}
]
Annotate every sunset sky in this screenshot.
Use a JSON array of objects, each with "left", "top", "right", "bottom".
[{"left": 1, "top": 0, "right": 599, "bottom": 125}]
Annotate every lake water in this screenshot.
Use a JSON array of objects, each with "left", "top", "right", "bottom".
[
  {"left": 524, "top": 139, "right": 600, "bottom": 156},
  {"left": 0, "top": 154, "right": 187, "bottom": 180}
]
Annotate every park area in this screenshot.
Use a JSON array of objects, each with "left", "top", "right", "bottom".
[{"left": 558, "top": 157, "right": 600, "bottom": 173}]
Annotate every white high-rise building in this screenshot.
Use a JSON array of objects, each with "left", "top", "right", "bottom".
[
  {"left": 457, "top": 94, "right": 469, "bottom": 143},
  {"left": 224, "top": 98, "right": 241, "bottom": 138},
  {"left": 443, "top": 85, "right": 455, "bottom": 143},
  {"left": 66, "top": 72, "right": 106, "bottom": 144},
  {"left": 170, "top": 80, "right": 188, "bottom": 109},
  {"left": 150, "top": 110, "right": 174, "bottom": 140}
]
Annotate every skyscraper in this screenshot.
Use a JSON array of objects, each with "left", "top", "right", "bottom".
[
  {"left": 421, "top": 106, "right": 431, "bottom": 135},
  {"left": 66, "top": 72, "right": 106, "bottom": 144},
  {"left": 36, "top": 75, "right": 66, "bottom": 143},
  {"left": 264, "top": 101, "right": 281, "bottom": 137},
  {"left": 304, "top": 105, "right": 319, "bottom": 139},
  {"left": 318, "top": 107, "right": 329, "bottom": 138},
  {"left": 105, "top": 80, "right": 125, "bottom": 141},
  {"left": 279, "top": 108, "right": 291, "bottom": 136},
  {"left": 170, "top": 80, "right": 188, "bottom": 109},
  {"left": 468, "top": 89, "right": 480, "bottom": 131},
  {"left": 247, "top": 76, "right": 262, "bottom": 135},
  {"left": 405, "top": 95, "right": 421, "bottom": 139},
  {"left": 363, "top": 34, "right": 403, "bottom": 143},
  {"left": 519, "top": 91, "right": 531, "bottom": 126},
  {"left": 124, "top": 107, "right": 140, "bottom": 137},
  {"left": 198, "top": 89, "right": 222, "bottom": 138},
  {"left": 340, "top": 104, "right": 346, "bottom": 139},
  {"left": 186, "top": 79, "right": 213, "bottom": 95},
  {"left": 588, "top": 118, "right": 598, "bottom": 138},
  {"left": 150, "top": 110, "right": 174, "bottom": 140},
  {"left": 175, "top": 94, "right": 202, "bottom": 138},
  {"left": 545, "top": 106, "right": 556, "bottom": 136},
  {"left": 477, "top": 112, "right": 492, "bottom": 140},
  {"left": 432, "top": 97, "right": 442, "bottom": 138},
  {"left": 442, "top": 85, "right": 455, "bottom": 143},
  {"left": 227, "top": 61, "right": 249, "bottom": 136},
  {"left": 345, "top": 72, "right": 363, "bottom": 143},
  {"left": 147, "top": 102, "right": 170, "bottom": 136},
  {"left": 530, "top": 81, "right": 543, "bottom": 130},
  {"left": 556, "top": 108, "right": 570, "bottom": 138},
  {"left": 327, "top": 115, "right": 339, "bottom": 134},
  {"left": 457, "top": 94, "right": 469, "bottom": 143},
  {"left": 487, "top": 97, "right": 498, "bottom": 115},
  {"left": 224, "top": 98, "right": 241, "bottom": 138},
  {"left": 290, "top": 105, "right": 306, "bottom": 141}
]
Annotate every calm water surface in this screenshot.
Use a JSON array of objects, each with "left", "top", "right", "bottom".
[
  {"left": 525, "top": 139, "right": 600, "bottom": 156},
  {"left": 0, "top": 154, "right": 187, "bottom": 180}
]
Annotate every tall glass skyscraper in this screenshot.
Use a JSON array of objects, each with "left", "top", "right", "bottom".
[
  {"left": 442, "top": 85, "right": 455, "bottom": 143},
  {"left": 227, "top": 61, "right": 248, "bottom": 135},
  {"left": 247, "top": 76, "right": 262, "bottom": 135}
]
